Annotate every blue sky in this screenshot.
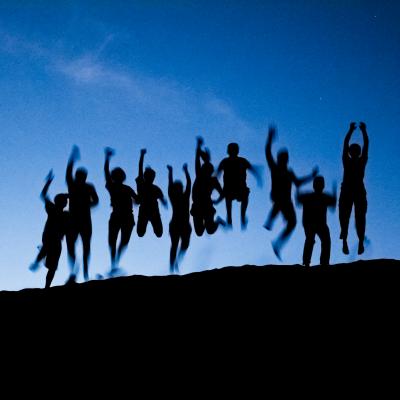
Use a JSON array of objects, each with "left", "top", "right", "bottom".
[{"left": 0, "top": 1, "right": 399, "bottom": 290}]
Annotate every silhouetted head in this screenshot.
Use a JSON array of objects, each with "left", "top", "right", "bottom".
[
  {"left": 277, "top": 148, "right": 289, "bottom": 167},
  {"left": 144, "top": 167, "right": 156, "bottom": 183},
  {"left": 201, "top": 163, "right": 214, "bottom": 178},
  {"left": 349, "top": 143, "right": 361, "bottom": 159},
  {"left": 111, "top": 167, "right": 126, "bottom": 183},
  {"left": 313, "top": 176, "right": 325, "bottom": 193},
  {"left": 227, "top": 143, "right": 239, "bottom": 157},
  {"left": 75, "top": 168, "right": 88, "bottom": 184},
  {"left": 54, "top": 193, "right": 68, "bottom": 209},
  {"left": 172, "top": 180, "right": 183, "bottom": 194}
]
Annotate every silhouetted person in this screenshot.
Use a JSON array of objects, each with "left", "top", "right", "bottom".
[
  {"left": 265, "top": 125, "right": 318, "bottom": 260},
  {"left": 104, "top": 147, "right": 139, "bottom": 275},
  {"left": 30, "top": 170, "right": 69, "bottom": 288},
  {"left": 296, "top": 176, "right": 336, "bottom": 267},
  {"left": 136, "top": 149, "right": 167, "bottom": 237},
  {"left": 339, "top": 122, "right": 369, "bottom": 255},
  {"left": 191, "top": 137, "right": 225, "bottom": 236},
  {"left": 66, "top": 145, "right": 99, "bottom": 282},
  {"left": 217, "top": 142, "right": 261, "bottom": 229},
  {"left": 167, "top": 164, "right": 191, "bottom": 273}
]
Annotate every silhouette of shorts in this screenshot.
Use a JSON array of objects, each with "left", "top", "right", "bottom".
[
  {"left": 223, "top": 186, "right": 250, "bottom": 201},
  {"left": 190, "top": 202, "right": 216, "bottom": 217}
]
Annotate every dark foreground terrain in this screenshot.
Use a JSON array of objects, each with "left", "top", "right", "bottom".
[{"left": 2, "top": 259, "right": 399, "bottom": 320}]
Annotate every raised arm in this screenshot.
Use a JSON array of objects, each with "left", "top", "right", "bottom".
[
  {"left": 183, "top": 163, "right": 191, "bottom": 197},
  {"left": 195, "top": 136, "right": 204, "bottom": 176},
  {"left": 40, "top": 170, "right": 54, "bottom": 203},
  {"left": 292, "top": 166, "right": 319, "bottom": 188},
  {"left": 248, "top": 162, "right": 263, "bottom": 187},
  {"left": 265, "top": 125, "right": 276, "bottom": 169},
  {"left": 138, "top": 149, "right": 146, "bottom": 179},
  {"left": 359, "top": 122, "right": 369, "bottom": 161},
  {"left": 104, "top": 147, "right": 114, "bottom": 185},
  {"left": 66, "top": 145, "right": 80, "bottom": 187},
  {"left": 328, "top": 181, "right": 337, "bottom": 209},
  {"left": 342, "top": 122, "right": 357, "bottom": 162},
  {"left": 167, "top": 165, "right": 174, "bottom": 199}
]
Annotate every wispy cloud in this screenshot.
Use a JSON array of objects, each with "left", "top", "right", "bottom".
[{"left": 0, "top": 31, "right": 257, "bottom": 138}]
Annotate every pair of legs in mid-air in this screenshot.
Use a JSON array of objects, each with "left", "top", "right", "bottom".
[
  {"left": 191, "top": 203, "right": 225, "bottom": 237},
  {"left": 108, "top": 212, "right": 134, "bottom": 272},
  {"left": 264, "top": 200, "right": 297, "bottom": 260},
  {"left": 224, "top": 187, "right": 249, "bottom": 229},
  {"left": 137, "top": 208, "right": 163, "bottom": 238},
  {"left": 30, "top": 239, "right": 62, "bottom": 288},
  {"left": 169, "top": 223, "right": 191, "bottom": 273},
  {"left": 339, "top": 188, "right": 367, "bottom": 255},
  {"left": 66, "top": 218, "right": 92, "bottom": 282}
]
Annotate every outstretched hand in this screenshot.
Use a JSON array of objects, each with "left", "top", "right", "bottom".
[
  {"left": 140, "top": 148, "right": 147, "bottom": 156},
  {"left": 70, "top": 145, "right": 80, "bottom": 162},
  {"left": 45, "top": 169, "right": 54, "bottom": 183},
  {"left": 312, "top": 166, "right": 319, "bottom": 178},
  {"left": 268, "top": 125, "right": 277, "bottom": 142},
  {"left": 104, "top": 147, "right": 115, "bottom": 158},
  {"left": 167, "top": 165, "right": 173, "bottom": 172},
  {"left": 196, "top": 136, "right": 204, "bottom": 147},
  {"left": 359, "top": 121, "right": 367, "bottom": 132},
  {"left": 183, "top": 163, "right": 188, "bottom": 172},
  {"left": 349, "top": 122, "right": 357, "bottom": 132}
]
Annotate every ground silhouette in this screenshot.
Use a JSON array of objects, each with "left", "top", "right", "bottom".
[{"left": 2, "top": 259, "right": 400, "bottom": 320}]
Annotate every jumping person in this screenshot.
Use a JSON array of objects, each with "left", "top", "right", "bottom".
[
  {"left": 30, "top": 170, "right": 69, "bottom": 288},
  {"left": 167, "top": 164, "right": 191, "bottom": 273},
  {"left": 66, "top": 145, "right": 99, "bottom": 282},
  {"left": 296, "top": 176, "right": 336, "bottom": 267},
  {"left": 191, "top": 136, "right": 225, "bottom": 236},
  {"left": 217, "top": 142, "right": 261, "bottom": 229},
  {"left": 265, "top": 125, "right": 318, "bottom": 260},
  {"left": 339, "top": 122, "right": 369, "bottom": 255},
  {"left": 104, "top": 147, "right": 138, "bottom": 275},
  {"left": 136, "top": 149, "right": 167, "bottom": 237}
]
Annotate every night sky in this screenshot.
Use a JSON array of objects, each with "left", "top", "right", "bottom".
[{"left": 0, "top": 1, "right": 399, "bottom": 290}]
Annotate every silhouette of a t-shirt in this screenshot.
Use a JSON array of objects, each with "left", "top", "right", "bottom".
[
  {"left": 106, "top": 182, "right": 136, "bottom": 215},
  {"left": 220, "top": 157, "right": 251, "bottom": 190},
  {"left": 270, "top": 166, "right": 296, "bottom": 202},
  {"left": 68, "top": 183, "right": 97, "bottom": 218},
  {"left": 136, "top": 177, "right": 163, "bottom": 211},
  {"left": 342, "top": 156, "right": 367, "bottom": 188},
  {"left": 170, "top": 189, "right": 190, "bottom": 223},
  {"left": 43, "top": 200, "right": 69, "bottom": 242},
  {"left": 297, "top": 192, "right": 336, "bottom": 227},
  {"left": 192, "top": 176, "right": 220, "bottom": 206}
]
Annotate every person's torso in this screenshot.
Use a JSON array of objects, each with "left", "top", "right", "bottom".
[
  {"left": 69, "top": 183, "right": 94, "bottom": 216},
  {"left": 342, "top": 157, "right": 366, "bottom": 188},
  {"left": 137, "top": 180, "right": 161, "bottom": 209},
  {"left": 223, "top": 157, "right": 248, "bottom": 188},
  {"left": 192, "top": 177, "right": 216, "bottom": 204},
  {"left": 271, "top": 167, "right": 293, "bottom": 201},
  {"left": 44, "top": 209, "right": 69, "bottom": 241},
  {"left": 170, "top": 192, "right": 190, "bottom": 222},
  {"left": 302, "top": 193, "right": 328, "bottom": 227},
  {"left": 107, "top": 183, "right": 134, "bottom": 214}
]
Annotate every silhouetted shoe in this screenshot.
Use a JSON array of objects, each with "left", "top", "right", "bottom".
[
  {"left": 303, "top": 262, "right": 310, "bottom": 267},
  {"left": 272, "top": 241, "right": 282, "bottom": 261},
  {"left": 358, "top": 242, "right": 365, "bottom": 255},
  {"left": 342, "top": 240, "right": 349, "bottom": 255},
  {"left": 29, "top": 262, "right": 40, "bottom": 272}
]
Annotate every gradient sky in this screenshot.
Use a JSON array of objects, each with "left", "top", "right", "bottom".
[{"left": 0, "top": 0, "right": 399, "bottom": 290}]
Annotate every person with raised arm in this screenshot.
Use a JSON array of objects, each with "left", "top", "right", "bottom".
[
  {"left": 191, "top": 136, "right": 225, "bottom": 236},
  {"left": 136, "top": 149, "right": 167, "bottom": 237},
  {"left": 65, "top": 145, "right": 98, "bottom": 282},
  {"left": 264, "top": 125, "right": 318, "bottom": 260},
  {"left": 30, "top": 170, "right": 69, "bottom": 288},
  {"left": 167, "top": 163, "right": 192, "bottom": 273},
  {"left": 104, "top": 147, "right": 139, "bottom": 275},
  {"left": 339, "top": 122, "right": 369, "bottom": 255}
]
